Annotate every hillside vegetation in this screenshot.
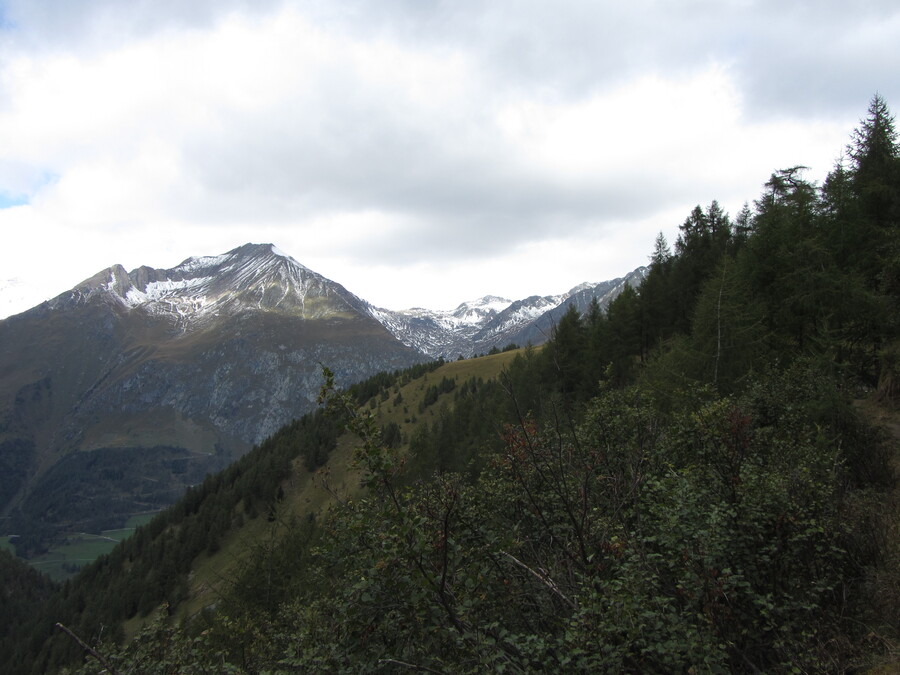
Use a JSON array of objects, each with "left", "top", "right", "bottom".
[{"left": 2, "top": 95, "right": 900, "bottom": 673}]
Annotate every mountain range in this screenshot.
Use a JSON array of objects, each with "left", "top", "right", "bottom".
[
  {"left": 371, "top": 275, "right": 645, "bottom": 359},
  {"left": 0, "top": 243, "right": 644, "bottom": 551}
]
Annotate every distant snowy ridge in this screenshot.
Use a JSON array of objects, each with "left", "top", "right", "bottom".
[{"left": 366, "top": 269, "right": 647, "bottom": 360}]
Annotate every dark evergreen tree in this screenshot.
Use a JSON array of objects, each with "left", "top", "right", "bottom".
[
  {"left": 546, "top": 304, "right": 588, "bottom": 398},
  {"left": 671, "top": 201, "right": 733, "bottom": 332},
  {"left": 639, "top": 231, "right": 676, "bottom": 354},
  {"left": 733, "top": 201, "right": 753, "bottom": 248},
  {"left": 604, "top": 284, "right": 642, "bottom": 386},
  {"left": 849, "top": 93, "right": 900, "bottom": 235}
]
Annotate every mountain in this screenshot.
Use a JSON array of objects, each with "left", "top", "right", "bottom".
[
  {"left": 0, "top": 240, "right": 646, "bottom": 557},
  {"left": 505, "top": 268, "right": 648, "bottom": 348},
  {"left": 0, "top": 243, "right": 423, "bottom": 547},
  {"left": 370, "top": 268, "right": 648, "bottom": 359},
  {"left": 368, "top": 295, "right": 518, "bottom": 358}
]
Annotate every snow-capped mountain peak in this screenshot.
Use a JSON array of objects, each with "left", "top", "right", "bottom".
[
  {"left": 449, "top": 295, "right": 513, "bottom": 326},
  {"left": 453, "top": 295, "right": 512, "bottom": 312},
  {"left": 53, "top": 243, "right": 365, "bottom": 329}
]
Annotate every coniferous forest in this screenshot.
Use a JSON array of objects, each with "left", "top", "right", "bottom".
[{"left": 2, "top": 96, "right": 900, "bottom": 673}]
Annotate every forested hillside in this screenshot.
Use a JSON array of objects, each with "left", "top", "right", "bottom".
[{"left": 3, "top": 95, "right": 900, "bottom": 673}]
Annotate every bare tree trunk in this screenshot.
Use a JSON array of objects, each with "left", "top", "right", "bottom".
[{"left": 55, "top": 623, "right": 121, "bottom": 675}]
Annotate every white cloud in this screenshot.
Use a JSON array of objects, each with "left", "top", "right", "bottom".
[{"left": 0, "top": 1, "right": 897, "bottom": 318}]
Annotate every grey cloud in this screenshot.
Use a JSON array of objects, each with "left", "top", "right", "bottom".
[
  {"left": 5, "top": 0, "right": 896, "bottom": 269},
  {"left": 310, "top": 1, "right": 900, "bottom": 116},
  {"left": 708, "top": 2, "right": 900, "bottom": 119},
  {"left": 183, "top": 101, "right": 684, "bottom": 267},
  {"left": 178, "top": 81, "right": 689, "bottom": 264},
  {"left": 1, "top": 0, "right": 281, "bottom": 50},
  {"left": 6, "top": 0, "right": 896, "bottom": 116}
]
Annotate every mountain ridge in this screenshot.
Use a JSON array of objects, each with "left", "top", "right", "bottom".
[
  {"left": 8, "top": 242, "right": 647, "bottom": 359},
  {"left": 367, "top": 270, "right": 647, "bottom": 358}
]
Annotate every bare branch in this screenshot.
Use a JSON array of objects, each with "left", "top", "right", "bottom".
[
  {"left": 500, "top": 551, "right": 576, "bottom": 609},
  {"left": 54, "top": 622, "right": 121, "bottom": 675},
  {"left": 378, "top": 658, "right": 447, "bottom": 673}
]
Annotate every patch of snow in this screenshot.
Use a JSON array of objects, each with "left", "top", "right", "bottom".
[
  {"left": 125, "top": 288, "right": 148, "bottom": 306},
  {"left": 454, "top": 295, "right": 512, "bottom": 313},
  {"left": 145, "top": 276, "right": 213, "bottom": 301},
  {"left": 176, "top": 254, "right": 232, "bottom": 274},
  {"left": 567, "top": 281, "right": 596, "bottom": 295}
]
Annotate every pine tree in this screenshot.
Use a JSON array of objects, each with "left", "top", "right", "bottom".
[
  {"left": 847, "top": 95, "right": 900, "bottom": 294},
  {"left": 650, "top": 231, "right": 671, "bottom": 267},
  {"left": 733, "top": 202, "right": 753, "bottom": 249},
  {"left": 640, "top": 232, "right": 676, "bottom": 353},
  {"left": 849, "top": 94, "right": 899, "bottom": 210},
  {"left": 671, "top": 201, "right": 733, "bottom": 333},
  {"left": 548, "top": 304, "right": 588, "bottom": 397}
]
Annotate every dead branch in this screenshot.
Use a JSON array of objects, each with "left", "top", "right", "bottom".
[{"left": 54, "top": 622, "right": 121, "bottom": 675}]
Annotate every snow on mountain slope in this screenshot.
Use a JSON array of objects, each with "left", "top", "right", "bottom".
[
  {"left": 53, "top": 243, "right": 369, "bottom": 329},
  {"left": 368, "top": 269, "right": 647, "bottom": 360},
  {"left": 363, "top": 295, "right": 517, "bottom": 358},
  {"left": 505, "top": 267, "right": 649, "bottom": 350}
]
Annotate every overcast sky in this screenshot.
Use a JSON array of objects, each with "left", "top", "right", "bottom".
[{"left": 0, "top": 0, "right": 898, "bottom": 318}]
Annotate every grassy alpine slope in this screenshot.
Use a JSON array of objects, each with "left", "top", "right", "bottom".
[
  {"left": 3, "top": 95, "right": 900, "bottom": 673},
  {"left": 1, "top": 353, "right": 522, "bottom": 674}
]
